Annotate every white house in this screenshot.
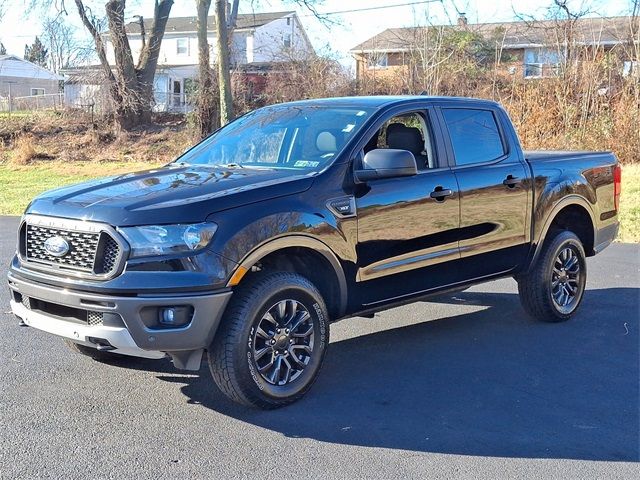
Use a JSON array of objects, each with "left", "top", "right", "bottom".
[
  {"left": 64, "top": 11, "right": 314, "bottom": 112},
  {"left": 0, "top": 55, "right": 62, "bottom": 111}
]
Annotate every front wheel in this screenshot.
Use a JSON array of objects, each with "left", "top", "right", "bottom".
[
  {"left": 208, "top": 272, "right": 329, "bottom": 409},
  {"left": 517, "top": 230, "right": 587, "bottom": 322}
]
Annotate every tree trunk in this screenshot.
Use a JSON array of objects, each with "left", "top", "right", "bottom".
[
  {"left": 214, "top": 0, "right": 234, "bottom": 125},
  {"left": 195, "top": 0, "right": 218, "bottom": 138}
]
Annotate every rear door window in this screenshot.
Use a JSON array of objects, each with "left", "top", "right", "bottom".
[{"left": 442, "top": 108, "right": 505, "bottom": 166}]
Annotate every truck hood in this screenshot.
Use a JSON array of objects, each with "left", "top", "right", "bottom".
[{"left": 27, "top": 164, "right": 315, "bottom": 226}]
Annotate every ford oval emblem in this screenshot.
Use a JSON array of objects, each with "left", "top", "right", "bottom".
[{"left": 44, "top": 236, "right": 70, "bottom": 257}]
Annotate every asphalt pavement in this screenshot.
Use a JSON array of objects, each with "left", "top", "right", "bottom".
[{"left": 0, "top": 215, "right": 638, "bottom": 479}]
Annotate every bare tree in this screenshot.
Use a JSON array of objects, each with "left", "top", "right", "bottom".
[
  {"left": 195, "top": 0, "right": 217, "bottom": 138},
  {"left": 213, "top": 0, "right": 237, "bottom": 126},
  {"left": 41, "top": 16, "right": 92, "bottom": 72},
  {"left": 207, "top": 0, "right": 322, "bottom": 129},
  {"left": 71, "top": 0, "right": 174, "bottom": 130}
]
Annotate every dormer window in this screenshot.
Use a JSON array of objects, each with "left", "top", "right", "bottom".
[{"left": 176, "top": 38, "right": 189, "bottom": 56}]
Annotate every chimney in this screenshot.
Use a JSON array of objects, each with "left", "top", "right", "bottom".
[{"left": 457, "top": 13, "right": 468, "bottom": 27}]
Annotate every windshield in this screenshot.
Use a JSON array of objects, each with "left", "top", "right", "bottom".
[{"left": 176, "top": 105, "right": 375, "bottom": 172}]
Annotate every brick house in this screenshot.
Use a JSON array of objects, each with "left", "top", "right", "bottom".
[{"left": 350, "top": 15, "right": 639, "bottom": 83}]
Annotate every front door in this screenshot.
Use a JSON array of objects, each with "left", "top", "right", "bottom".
[{"left": 354, "top": 109, "right": 461, "bottom": 306}]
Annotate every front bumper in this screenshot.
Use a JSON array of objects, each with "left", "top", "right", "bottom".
[{"left": 8, "top": 272, "right": 232, "bottom": 368}]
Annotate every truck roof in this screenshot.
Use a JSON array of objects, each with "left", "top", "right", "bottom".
[{"left": 282, "top": 95, "right": 501, "bottom": 109}]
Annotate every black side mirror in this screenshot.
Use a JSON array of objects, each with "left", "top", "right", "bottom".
[{"left": 354, "top": 149, "right": 418, "bottom": 182}]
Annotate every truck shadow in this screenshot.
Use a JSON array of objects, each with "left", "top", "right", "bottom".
[{"left": 155, "top": 286, "right": 639, "bottom": 462}]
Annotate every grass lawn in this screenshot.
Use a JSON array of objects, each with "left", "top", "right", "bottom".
[
  {"left": 0, "top": 161, "right": 638, "bottom": 242},
  {"left": 619, "top": 163, "right": 640, "bottom": 243}
]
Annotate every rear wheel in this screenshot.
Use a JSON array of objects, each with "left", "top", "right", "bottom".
[
  {"left": 209, "top": 272, "right": 329, "bottom": 409},
  {"left": 517, "top": 230, "right": 587, "bottom": 322}
]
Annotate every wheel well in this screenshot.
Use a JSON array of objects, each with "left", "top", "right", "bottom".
[
  {"left": 547, "top": 205, "right": 595, "bottom": 255},
  {"left": 243, "top": 247, "right": 343, "bottom": 318}
]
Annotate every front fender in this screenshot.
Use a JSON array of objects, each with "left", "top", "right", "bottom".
[
  {"left": 230, "top": 234, "right": 349, "bottom": 315},
  {"left": 208, "top": 203, "right": 356, "bottom": 317}
]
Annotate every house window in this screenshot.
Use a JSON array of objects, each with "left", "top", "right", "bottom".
[
  {"left": 286, "top": 17, "right": 291, "bottom": 26},
  {"left": 283, "top": 33, "right": 292, "bottom": 49},
  {"left": 524, "top": 48, "right": 561, "bottom": 78},
  {"left": 367, "top": 53, "right": 388, "bottom": 69},
  {"left": 30, "top": 88, "right": 45, "bottom": 96},
  {"left": 176, "top": 38, "right": 189, "bottom": 56}
]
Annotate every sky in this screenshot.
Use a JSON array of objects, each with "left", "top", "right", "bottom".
[{"left": 0, "top": 0, "right": 634, "bottom": 69}]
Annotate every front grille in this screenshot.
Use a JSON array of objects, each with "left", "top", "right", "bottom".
[
  {"left": 21, "top": 217, "right": 123, "bottom": 278},
  {"left": 97, "top": 236, "right": 120, "bottom": 274},
  {"left": 26, "top": 224, "right": 99, "bottom": 272}
]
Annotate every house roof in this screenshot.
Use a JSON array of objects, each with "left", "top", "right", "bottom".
[
  {"left": 0, "top": 55, "right": 62, "bottom": 80},
  {"left": 350, "top": 16, "right": 639, "bottom": 52},
  {"left": 123, "top": 11, "right": 295, "bottom": 35}
]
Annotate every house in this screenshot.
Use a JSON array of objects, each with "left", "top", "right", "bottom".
[
  {"left": 350, "top": 15, "right": 639, "bottom": 82},
  {"left": 0, "top": 55, "right": 62, "bottom": 111},
  {"left": 64, "top": 11, "right": 314, "bottom": 112}
]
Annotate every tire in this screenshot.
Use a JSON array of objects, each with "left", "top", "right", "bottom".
[
  {"left": 64, "top": 339, "right": 121, "bottom": 362},
  {"left": 517, "top": 230, "right": 587, "bottom": 322},
  {"left": 209, "top": 272, "right": 329, "bottom": 409}
]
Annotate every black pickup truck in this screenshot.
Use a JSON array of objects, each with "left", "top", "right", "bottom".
[{"left": 8, "top": 96, "right": 620, "bottom": 408}]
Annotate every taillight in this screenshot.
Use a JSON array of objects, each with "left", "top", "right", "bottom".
[{"left": 613, "top": 164, "right": 622, "bottom": 212}]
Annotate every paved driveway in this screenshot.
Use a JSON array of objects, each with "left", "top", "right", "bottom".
[{"left": 0, "top": 215, "right": 638, "bottom": 479}]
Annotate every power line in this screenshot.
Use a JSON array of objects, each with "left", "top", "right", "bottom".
[{"left": 298, "top": 0, "right": 443, "bottom": 18}]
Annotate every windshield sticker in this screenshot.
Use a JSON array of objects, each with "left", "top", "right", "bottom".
[
  {"left": 294, "top": 160, "right": 320, "bottom": 168},
  {"left": 356, "top": 111, "right": 366, "bottom": 116},
  {"left": 342, "top": 124, "right": 355, "bottom": 133}
]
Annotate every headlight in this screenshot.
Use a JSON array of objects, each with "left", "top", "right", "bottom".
[{"left": 119, "top": 222, "right": 218, "bottom": 258}]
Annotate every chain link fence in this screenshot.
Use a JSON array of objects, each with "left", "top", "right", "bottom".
[{"left": 0, "top": 93, "right": 65, "bottom": 113}]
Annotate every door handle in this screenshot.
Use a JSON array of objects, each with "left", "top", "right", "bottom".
[
  {"left": 503, "top": 175, "right": 521, "bottom": 188},
  {"left": 430, "top": 187, "right": 453, "bottom": 201}
]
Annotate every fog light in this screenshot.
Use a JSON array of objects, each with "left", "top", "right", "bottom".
[
  {"left": 158, "top": 306, "right": 193, "bottom": 327},
  {"left": 161, "top": 308, "right": 175, "bottom": 324}
]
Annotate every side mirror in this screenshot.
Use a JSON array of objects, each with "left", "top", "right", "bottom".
[{"left": 354, "top": 149, "right": 418, "bottom": 182}]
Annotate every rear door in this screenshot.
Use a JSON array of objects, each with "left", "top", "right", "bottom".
[{"left": 439, "top": 105, "right": 530, "bottom": 274}]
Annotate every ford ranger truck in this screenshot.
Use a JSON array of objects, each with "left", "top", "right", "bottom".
[{"left": 8, "top": 96, "right": 620, "bottom": 408}]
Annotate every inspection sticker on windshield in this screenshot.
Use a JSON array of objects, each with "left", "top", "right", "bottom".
[{"left": 294, "top": 161, "right": 320, "bottom": 168}]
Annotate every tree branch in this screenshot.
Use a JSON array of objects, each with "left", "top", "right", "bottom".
[
  {"left": 137, "top": 0, "right": 173, "bottom": 82},
  {"left": 73, "top": 0, "right": 115, "bottom": 85}
]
